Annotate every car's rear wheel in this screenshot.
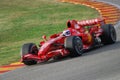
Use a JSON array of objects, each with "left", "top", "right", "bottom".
[
  {"left": 65, "top": 36, "right": 83, "bottom": 57},
  {"left": 21, "top": 43, "right": 38, "bottom": 65},
  {"left": 100, "top": 24, "right": 116, "bottom": 45}
]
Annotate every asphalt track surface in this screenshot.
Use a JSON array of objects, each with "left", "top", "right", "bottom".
[{"left": 0, "top": 0, "right": 120, "bottom": 80}]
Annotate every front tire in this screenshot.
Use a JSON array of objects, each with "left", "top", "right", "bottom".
[
  {"left": 64, "top": 36, "right": 83, "bottom": 57},
  {"left": 21, "top": 43, "right": 38, "bottom": 65}
]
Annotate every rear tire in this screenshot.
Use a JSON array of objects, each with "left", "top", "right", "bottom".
[
  {"left": 21, "top": 43, "right": 38, "bottom": 65},
  {"left": 64, "top": 36, "right": 83, "bottom": 57},
  {"left": 100, "top": 24, "right": 116, "bottom": 45}
]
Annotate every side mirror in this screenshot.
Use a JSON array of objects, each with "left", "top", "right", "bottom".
[{"left": 42, "top": 35, "right": 47, "bottom": 41}]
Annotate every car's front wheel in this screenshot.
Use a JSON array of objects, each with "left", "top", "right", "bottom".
[
  {"left": 21, "top": 43, "right": 38, "bottom": 65},
  {"left": 64, "top": 36, "right": 83, "bottom": 57}
]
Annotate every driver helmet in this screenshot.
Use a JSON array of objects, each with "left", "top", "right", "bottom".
[{"left": 62, "top": 30, "right": 71, "bottom": 36}]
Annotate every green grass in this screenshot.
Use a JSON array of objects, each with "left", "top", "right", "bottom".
[{"left": 0, "top": 0, "right": 99, "bottom": 66}]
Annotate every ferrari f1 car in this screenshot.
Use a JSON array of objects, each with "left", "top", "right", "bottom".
[{"left": 21, "top": 18, "right": 117, "bottom": 65}]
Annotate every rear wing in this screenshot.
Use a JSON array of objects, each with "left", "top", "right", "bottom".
[{"left": 77, "top": 18, "right": 106, "bottom": 26}]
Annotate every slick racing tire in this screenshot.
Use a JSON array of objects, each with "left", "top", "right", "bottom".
[
  {"left": 21, "top": 43, "right": 38, "bottom": 65},
  {"left": 100, "top": 24, "right": 116, "bottom": 45},
  {"left": 65, "top": 36, "right": 83, "bottom": 57}
]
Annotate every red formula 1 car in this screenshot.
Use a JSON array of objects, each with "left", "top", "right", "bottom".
[{"left": 21, "top": 18, "right": 116, "bottom": 65}]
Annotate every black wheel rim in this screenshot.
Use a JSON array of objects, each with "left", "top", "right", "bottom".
[
  {"left": 74, "top": 37, "right": 83, "bottom": 55},
  {"left": 30, "top": 46, "right": 38, "bottom": 54},
  {"left": 110, "top": 27, "right": 116, "bottom": 42}
]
